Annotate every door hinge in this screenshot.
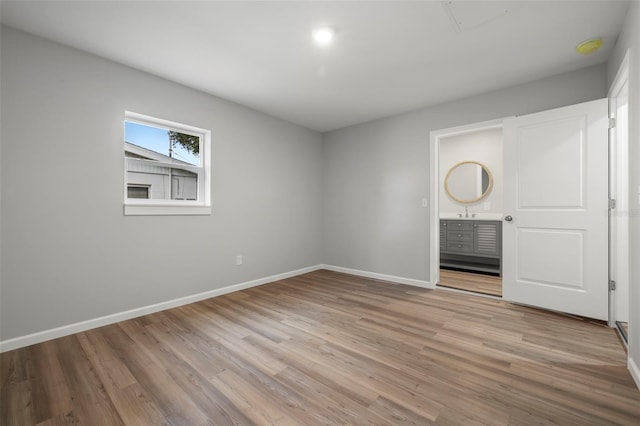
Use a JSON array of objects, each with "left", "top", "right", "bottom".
[
  {"left": 609, "top": 117, "right": 616, "bottom": 129},
  {"left": 609, "top": 199, "right": 617, "bottom": 210},
  {"left": 609, "top": 280, "right": 617, "bottom": 291}
]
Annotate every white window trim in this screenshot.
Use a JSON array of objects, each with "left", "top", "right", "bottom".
[{"left": 123, "top": 111, "right": 211, "bottom": 216}]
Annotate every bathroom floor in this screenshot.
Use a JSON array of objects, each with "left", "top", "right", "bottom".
[{"left": 438, "top": 268, "right": 502, "bottom": 297}]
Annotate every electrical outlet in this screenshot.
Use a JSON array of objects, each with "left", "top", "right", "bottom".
[{"left": 236, "top": 255, "right": 243, "bottom": 265}]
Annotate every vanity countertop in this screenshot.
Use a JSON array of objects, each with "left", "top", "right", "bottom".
[{"left": 440, "top": 213, "right": 503, "bottom": 220}]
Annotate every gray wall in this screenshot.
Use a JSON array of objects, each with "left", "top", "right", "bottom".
[
  {"left": 0, "top": 27, "right": 324, "bottom": 341},
  {"left": 323, "top": 64, "right": 607, "bottom": 280},
  {"left": 607, "top": 1, "right": 640, "bottom": 382}
]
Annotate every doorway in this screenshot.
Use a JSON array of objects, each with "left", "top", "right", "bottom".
[
  {"left": 430, "top": 121, "right": 504, "bottom": 297},
  {"left": 430, "top": 99, "right": 610, "bottom": 321}
]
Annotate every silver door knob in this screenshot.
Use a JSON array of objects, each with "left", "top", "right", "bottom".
[{"left": 504, "top": 215, "right": 513, "bottom": 222}]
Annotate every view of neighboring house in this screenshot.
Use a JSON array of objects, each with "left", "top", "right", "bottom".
[{"left": 125, "top": 142, "right": 198, "bottom": 201}]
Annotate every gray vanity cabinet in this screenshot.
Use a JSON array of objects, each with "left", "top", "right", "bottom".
[{"left": 440, "top": 220, "right": 502, "bottom": 275}]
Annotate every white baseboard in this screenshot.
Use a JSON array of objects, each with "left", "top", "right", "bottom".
[
  {"left": 629, "top": 356, "right": 640, "bottom": 391},
  {"left": 0, "top": 264, "right": 323, "bottom": 353},
  {"left": 321, "top": 264, "right": 433, "bottom": 289}
]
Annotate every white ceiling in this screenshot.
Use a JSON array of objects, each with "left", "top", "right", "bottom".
[{"left": 0, "top": 1, "right": 629, "bottom": 132}]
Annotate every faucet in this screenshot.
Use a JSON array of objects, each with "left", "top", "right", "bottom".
[{"left": 465, "top": 206, "right": 469, "bottom": 218}]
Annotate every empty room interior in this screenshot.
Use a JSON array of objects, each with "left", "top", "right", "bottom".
[{"left": 2, "top": 1, "right": 640, "bottom": 424}]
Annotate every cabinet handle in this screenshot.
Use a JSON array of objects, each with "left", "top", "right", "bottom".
[
  {"left": 458, "top": 234, "right": 462, "bottom": 238},
  {"left": 457, "top": 244, "right": 462, "bottom": 248},
  {"left": 457, "top": 223, "right": 462, "bottom": 227}
]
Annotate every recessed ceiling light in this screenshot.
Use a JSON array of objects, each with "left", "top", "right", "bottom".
[
  {"left": 312, "top": 27, "right": 335, "bottom": 47},
  {"left": 576, "top": 38, "right": 603, "bottom": 55}
]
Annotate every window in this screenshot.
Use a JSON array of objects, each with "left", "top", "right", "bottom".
[
  {"left": 127, "top": 185, "right": 150, "bottom": 199},
  {"left": 124, "top": 111, "right": 211, "bottom": 215}
]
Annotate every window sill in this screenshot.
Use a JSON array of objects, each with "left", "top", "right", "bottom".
[{"left": 124, "top": 204, "right": 211, "bottom": 216}]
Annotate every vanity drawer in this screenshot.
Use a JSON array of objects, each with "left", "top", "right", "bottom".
[
  {"left": 447, "top": 230, "right": 473, "bottom": 242},
  {"left": 446, "top": 220, "right": 474, "bottom": 231},
  {"left": 446, "top": 241, "right": 474, "bottom": 253}
]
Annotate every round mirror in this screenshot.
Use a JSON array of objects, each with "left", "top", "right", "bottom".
[{"left": 444, "top": 161, "right": 493, "bottom": 204}]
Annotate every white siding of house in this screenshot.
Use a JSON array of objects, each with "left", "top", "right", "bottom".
[{"left": 125, "top": 157, "right": 197, "bottom": 200}]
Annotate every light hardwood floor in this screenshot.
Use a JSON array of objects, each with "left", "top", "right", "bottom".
[
  {"left": 439, "top": 268, "right": 502, "bottom": 296},
  {"left": 2, "top": 270, "right": 639, "bottom": 425}
]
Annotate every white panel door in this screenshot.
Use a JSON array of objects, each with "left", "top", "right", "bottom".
[{"left": 503, "top": 99, "right": 609, "bottom": 320}]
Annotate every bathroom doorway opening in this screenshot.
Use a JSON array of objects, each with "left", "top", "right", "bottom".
[{"left": 431, "top": 121, "right": 504, "bottom": 297}]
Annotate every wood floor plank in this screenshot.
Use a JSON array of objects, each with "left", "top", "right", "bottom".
[
  {"left": 1, "top": 380, "right": 36, "bottom": 426},
  {"left": 53, "top": 336, "right": 125, "bottom": 426},
  {"left": 101, "top": 324, "right": 210, "bottom": 425},
  {"left": 2, "top": 269, "right": 639, "bottom": 425},
  {"left": 77, "top": 332, "right": 167, "bottom": 425},
  {"left": 209, "top": 369, "right": 300, "bottom": 426},
  {"left": 28, "top": 340, "right": 73, "bottom": 423},
  {"left": 273, "top": 365, "right": 389, "bottom": 425},
  {"left": 165, "top": 361, "right": 255, "bottom": 426}
]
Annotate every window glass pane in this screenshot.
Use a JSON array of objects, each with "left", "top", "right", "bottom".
[
  {"left": 125, "top": 120, "right": 201, "bottom": 201},
  {"left": 125, "top": 121, "right": 199, "bottom": 166},
  {"left": 127, "top": 185, "right": 149, "bottom": 199},
  {"left": 171, "top": 175, "right": 198, "bottom": 200}
]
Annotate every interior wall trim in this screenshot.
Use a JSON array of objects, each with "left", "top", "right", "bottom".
[
  {"left": 321, "top": 264, "right": 433, "bottom": 289},
  {"left": 629, "top": 356, "right": 640, "bottom": 391},
  {"left": 0, "top": 264, "right": 324, "bottom": 353}
]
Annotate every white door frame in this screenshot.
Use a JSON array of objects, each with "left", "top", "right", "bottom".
[
  {"left": 429, "top": 118, "right": 507, "bottom": 288},
  {"left": 608, "top": 49, "right": 630, "bottom": 328}
]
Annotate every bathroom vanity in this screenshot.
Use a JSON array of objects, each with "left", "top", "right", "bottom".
[
  {"left": 439, "top": 160, "right": 502, "bottom": 275},
  {"left": 440, "top": 219, "right": 502, "bottom": 275}
]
